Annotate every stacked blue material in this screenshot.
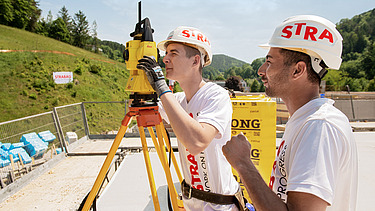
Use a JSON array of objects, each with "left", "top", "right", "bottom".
[
  {"left": 9, "top": 148, "right": 32, "bottom": 164},
  {"left": 0, "top": 157, "right": 10, "bottom": 168},
  {"left": 21, "top": 132, "right": 47, "bottom": 157},
  {"left": 0, "top": 148, "right": 9, "bottom": 160},
  {"left": 38, "top": 131, "right": 56, "bottom": 143},
  {"left": 20, "top": 132, "right": 39, "bottom": 142},
  {"left": 1, "top": 143, "right": 12, "bottom": 151},
  {"left": 0, "top": 148, "right": 19, "bottom": 163},
  {"left": 55, "top": 148, "right": 62, "bottom": 154},
  {"left": 10, "top": 142, "right": 25, "bottom": 150}
]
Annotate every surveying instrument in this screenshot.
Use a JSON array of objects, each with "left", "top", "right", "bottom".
[{"left": 81, "top": 2, "right": 183, "bottom": 210}]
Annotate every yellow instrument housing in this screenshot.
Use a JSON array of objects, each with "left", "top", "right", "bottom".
[{"left": 125, "top": 39, "right": 158, "bottom": 94}]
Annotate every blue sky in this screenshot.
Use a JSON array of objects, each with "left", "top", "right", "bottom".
[{"left": 39, "top": 0, "right": 375, "bottom": 64}]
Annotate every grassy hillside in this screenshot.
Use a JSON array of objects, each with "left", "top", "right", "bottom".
[
  {"left": 202, "top": 54, "right": 249, "bottom": 80},
  {"left": 0, "top": 24, "right": 129, "bottom": 130},
  {"left": 209, "top": 54, "right": 248, "bottom": 72}
]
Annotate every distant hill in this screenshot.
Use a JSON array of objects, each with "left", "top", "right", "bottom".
[
  {"left": 208, "top": 54, "right": 248, "bottom": 72},
  {"left": 325, "top": 8, "right": 375, "bottom": 91},
  {"left": 202, "top": 54, "right": 250, "bottom": 80}
]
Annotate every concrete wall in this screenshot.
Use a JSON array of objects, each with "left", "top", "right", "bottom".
[{"left": 333, "top": 99, "right": 375, "bottom": 121}]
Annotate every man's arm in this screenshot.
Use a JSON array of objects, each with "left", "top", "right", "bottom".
[
  {"left": 137, "top": 56, "right": 218, "bottom": 155},
  {"left": 222, "top": 133, "right": 329, "bottom": 211},
  {"left": 160, "top": 92, "right": 218, "bottom": 155}
]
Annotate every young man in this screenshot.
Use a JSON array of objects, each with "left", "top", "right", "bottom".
[
  {"left": 137, "top": 26, "right": 242, "bottom": 210},
  {"left": 223, "top": 15, "right": 358, "bottom": 210}
]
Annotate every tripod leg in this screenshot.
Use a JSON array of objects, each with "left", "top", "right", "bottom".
[
  {"left": 82, "top": 114, "right": 131, "bottom": 211},
  {"left": 147, "top": 127, "right": 162, "bottom": 162},
  {"left": 155, "top": 124, "right": 181, "bottom": 210},
  {"left": 160, "top": 123, "right": 183, "bottom": 183},
  {"left": 139, "top": 126, "right": 161, "bottom": 211},
  {"left": 148, "top": 126, "right": 183, "bottom": 209}
]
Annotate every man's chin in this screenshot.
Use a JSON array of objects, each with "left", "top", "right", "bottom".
[{"left": 265, "top": 88, "right": 275, "bottom": 97}]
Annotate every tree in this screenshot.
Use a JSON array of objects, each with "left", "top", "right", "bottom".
[
  {"left": 35, "top": 18, "right": 48, "bottom": 36},
  {"left": 215, "top": 75, "right": 225, "bottom": 80},
  {"left": 259, "top": 82, "right": 265, "bottom": 92},
  {"left": 241, "top": 63, "right": 255, "bottom": 79},
  {"left": 251, "top": 57, "right": 265, "bottom": 73},
  {"left": 9, "top": 0, "right": 40, "bottom": 30},
  {"left": 0, "top": 0, "right": 14, "bottom": 25},
  {"left": 91, "top": 20, "right": 99, "bottom": 53},
  {"left": 367, "top": 78, "right": 375, "bottom": 91},
  {"left": 340, "top": 59, "right": 364, "bottom": 79},
  {"left": 58, "top": 6, "right": 73, "bottom": 43},
  {"left": 72, "top": 10, "right": 90, "bottom": 48},
  {"left": 35, "top": 10, "right": 52, "bottom": 37},
  {"left": 224, "top": 67, "right": 237, "bottom": 79},
  {"left": 26, "top": 0, "right": 41, "bottom": 32},
  {"left": 250, "top": 80, "right": 260, "bottom": 92},
  {"left": 225, "top": 76, "right": 243, "bottom": 91},
  {"left": 58, "top": 6, "right": 72, "bottom": 29},
  {"left": 101, "top": 45, "right": 114, "bottom": 59},
  {"left": 361, "top": 41, "right": 375, "bottom": 80},
  {"left": 49, "top": 17, "right": 71, "bottom": 43}
]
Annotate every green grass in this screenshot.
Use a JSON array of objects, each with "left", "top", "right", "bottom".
[{"left": 0, "top": 24, "right": 130, "bottom": 134}]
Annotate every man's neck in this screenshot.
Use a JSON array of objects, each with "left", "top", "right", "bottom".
[
  {"left": 180, "top": 78, "right": 205, "bottom": 103},
  {"left": 282, "top": 85, "right": 320, "bottom": 117}
]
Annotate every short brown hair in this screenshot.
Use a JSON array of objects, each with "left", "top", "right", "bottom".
[{"left": 279, "top": 48, "right": 320, "bottom": 84}]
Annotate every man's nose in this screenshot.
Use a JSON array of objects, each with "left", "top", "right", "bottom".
[
  {"left": 258, "top": 62, "right": 266, "bottom": 76},
  {"left": 163, "top": 55, "right": 169, "bottom": 64}
]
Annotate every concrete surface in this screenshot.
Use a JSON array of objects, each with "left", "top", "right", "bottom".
[{"left": 96, "top": 152, "right": 181, "bottom": 211}]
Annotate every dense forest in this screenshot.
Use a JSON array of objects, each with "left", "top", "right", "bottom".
[{"left": 0, "top": 0, "right": 374, "bottom": 91}]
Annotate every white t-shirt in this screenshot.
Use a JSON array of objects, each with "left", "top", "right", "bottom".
[
  {"left": 159, "top": 82, "right": 240, "bottom": 211},
  {"left": 269, "top": 98, "right": 358, "bottom": 210}
]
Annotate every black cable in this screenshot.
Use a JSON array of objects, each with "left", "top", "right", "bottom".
[{"left": 165, "top": 127, "right": 173, "bottom": 211}]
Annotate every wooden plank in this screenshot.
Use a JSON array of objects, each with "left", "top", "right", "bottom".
[
  {"left": 276, "top": 125, "right": 286, "bottom": 131},
  {"left": 277, "top": 103, "right": 288, "bottom": 110},
  {"left": 277, "top": 111, "right": 290, "bottom": 118}
]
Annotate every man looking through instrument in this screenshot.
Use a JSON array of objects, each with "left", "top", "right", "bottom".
[{"left": 137, "top": 26, "right": 243, "bottom": 210}]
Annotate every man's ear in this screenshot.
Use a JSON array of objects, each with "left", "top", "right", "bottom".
[
  {"left": 292, "top": 61, "right": 307, "bottom": 80},
  {"left": 192, "top": 55, "right": 200, "bottom": 66}
]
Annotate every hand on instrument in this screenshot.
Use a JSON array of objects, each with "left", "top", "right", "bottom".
[
  {"left": 137, "top": 56, "right": 171, "bottom": 97},
  {"left": 222, "top": 133, "right": 253, "bottom": 170}
]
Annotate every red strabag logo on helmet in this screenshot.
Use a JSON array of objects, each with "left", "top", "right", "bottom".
[
  {"left": 281, "top": 23, "right": 334, "bottom": 44},
  {"left": 181, "top": 29, "right": 211, "bottom": 46}
]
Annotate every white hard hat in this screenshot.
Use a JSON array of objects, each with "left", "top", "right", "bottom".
[
  {"left": 157, "top": 26, "right": 212, "bottom": 67},
  {"left": 259, "top": 15, "right": 343, "bottom": 77}
]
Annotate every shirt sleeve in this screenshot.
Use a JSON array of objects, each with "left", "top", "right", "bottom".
[
  {"left": 158, "top": 92, "right": 185, "bottom": 124},
  {"left": 195, "top": 89, "right": 232, "bottom": 139},
  {"left": 287, "top": 120, "right": 344, "bottom": 205}
]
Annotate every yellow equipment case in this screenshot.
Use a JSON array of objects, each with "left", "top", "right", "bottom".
[{"left": 231, "top": 95, "right": 277, "bottom": 202}]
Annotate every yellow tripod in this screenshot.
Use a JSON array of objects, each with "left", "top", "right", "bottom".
[
  {"left": 81, "top": 2, "right": 184, "bottom": 210},
  {"left": 81, "top": 101, "right": 184, "bottom": 210}
]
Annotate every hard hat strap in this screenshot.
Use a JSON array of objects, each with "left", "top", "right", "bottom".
[{"left": 311, "top": 56, "right": 328, "bottom": 79}]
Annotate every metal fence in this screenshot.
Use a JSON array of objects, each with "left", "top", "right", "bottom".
[
  {"left": 54, "top": 103, "right": 88, "bottom": 150},
  {"left": 0, "top": 111, "right": 61, "bottom": 187},
  {"left": 0, "top": 102, "right": 92, "bottom": 188},
  {"left": 0, "top": 101, "right": 129, "bottom": 189},
  {"left": 82, "top": 101, "right": 128, "bottom": 139}
]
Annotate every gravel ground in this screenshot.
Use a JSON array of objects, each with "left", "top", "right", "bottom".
[{"left": 0, "top": 139, "right": 113, "bottom": 211}]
